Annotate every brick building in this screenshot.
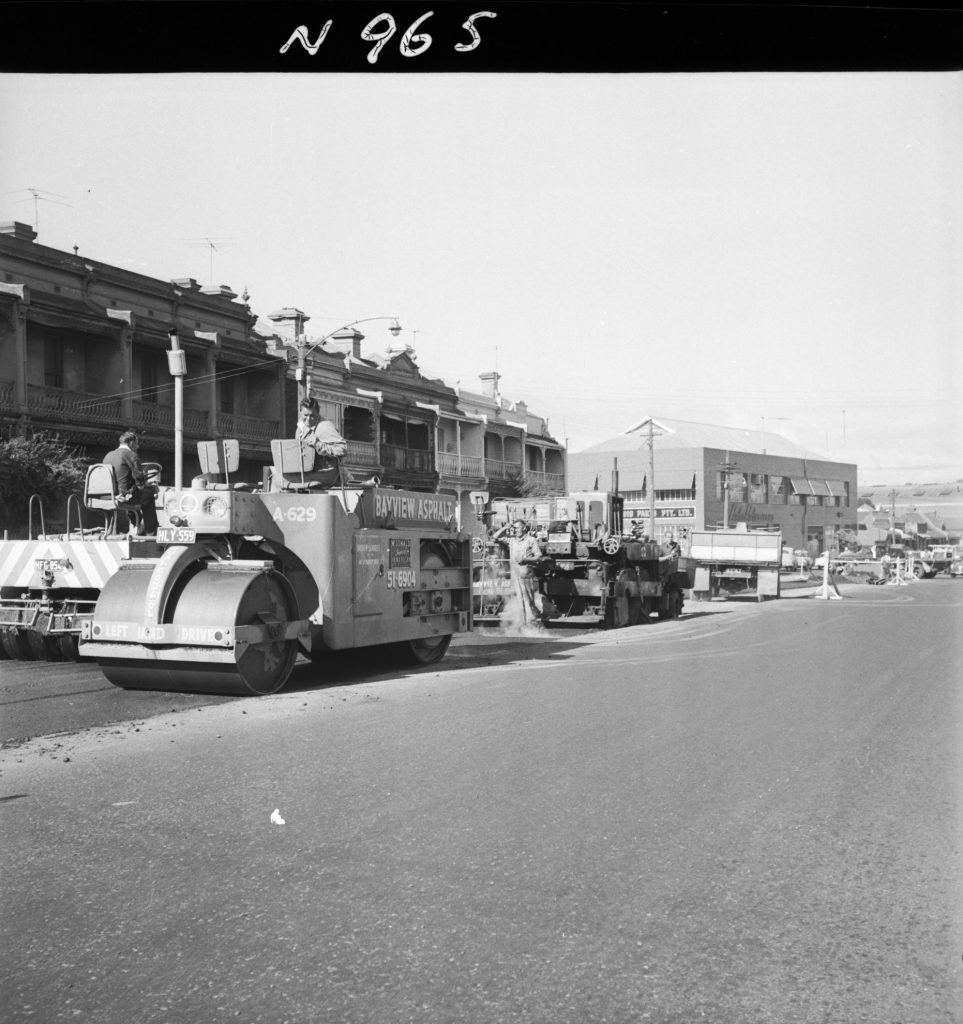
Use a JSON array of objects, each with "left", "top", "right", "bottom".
[{"left": 567, "top": 417, "right": 859, "bottom": 555}]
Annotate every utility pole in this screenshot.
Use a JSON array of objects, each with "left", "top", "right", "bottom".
[
  {"left": 719, "top": 451, "right": 738, "bottom": 529},
  {"left": 647, "top": 419, "right": 656, "bottom": 538},
  {"left": 634, "top": 417, "right": 663, "bottom": 539}
]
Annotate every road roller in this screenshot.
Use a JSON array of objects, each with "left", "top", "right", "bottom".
[{"left": 78, "top": 441, "right": 473, "bottom": 696}]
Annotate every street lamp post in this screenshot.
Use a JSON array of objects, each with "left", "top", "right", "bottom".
[
  {"left": 268, "top": 311, "right": 402, "bottom": 405},
  {"left": 166, "top": 329, "right": 187, "bottom": 490}
]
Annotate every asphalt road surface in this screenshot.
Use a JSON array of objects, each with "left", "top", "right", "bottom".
[{"left": 1, "top": 580, "right": 961, "bottom": 1023}]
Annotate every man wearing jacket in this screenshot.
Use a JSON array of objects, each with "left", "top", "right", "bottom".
[
  {"left": 292, "top": 397, "right": 348, "bottom": 488},
  {"left": 103, "top": 430, "right": 159, "bottom": 535}
]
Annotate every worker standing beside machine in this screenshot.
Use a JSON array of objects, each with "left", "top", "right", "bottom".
[{"left": 491, "top": 519, "right": 546, "bottom": 625}]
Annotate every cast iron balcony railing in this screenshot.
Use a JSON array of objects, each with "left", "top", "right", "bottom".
[
  {"left": 382, "top": 443, "right": 434, "bottom": 474},
  {"left": 345, "top": 439, "right": 379, "bottom": 467},
  {"left": 132, "top": 399, "right": 210, "bottom": 437},
  {"left": 438, "top": 452, "right": 484, "bottom": 479},
  {"left": 525, "top": 469, "right": 566, "bottom": 492},
  {"left": 28, "top": 384, "right": 122, "bottom": 426},
  {"left": 216, "top": 410, "right": 280, "bottom": 445},
  {"left": 485, "top": 457, "right": 524, "bottom": 480}
]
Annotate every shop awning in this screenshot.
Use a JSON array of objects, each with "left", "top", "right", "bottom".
[
  {"left": 653, "top": 471, "right": 696, "bottom": 492},
  {"left": 808, "top": 479, "right": 831, "bottom": 497},
  {"left": 825, "top": 480, "right": 848, "bottom": 497},
  {"left": 790, "top": 477, "right": 814, "bottom": 495}
]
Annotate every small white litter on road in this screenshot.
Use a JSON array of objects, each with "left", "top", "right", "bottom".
[{"left": 270, "top": 808, "right": 285, "bottom": 825}]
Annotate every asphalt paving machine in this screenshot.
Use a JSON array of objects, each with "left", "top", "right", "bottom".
[
  {"left": 535, "top": 490, "right": 691, "bottom": 627},
  {"left": 475, "top": 490, "right": 691, "bottom": 628}
]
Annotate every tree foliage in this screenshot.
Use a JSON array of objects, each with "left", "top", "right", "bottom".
[
  {"left": 513, "top": 469, "right": 551, "bottom": 499},
  {"left": 0, "top": 433, "right": 89, "bottom": 538}
]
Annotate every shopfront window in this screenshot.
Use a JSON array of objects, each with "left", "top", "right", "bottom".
[
  {"left": 748, "top": 473, "right": 767, "bottom": 503},
  {"left": 770, "top": 476, "right": 788, "bottom": 504}
]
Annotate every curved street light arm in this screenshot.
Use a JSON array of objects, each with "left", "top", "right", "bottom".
[{"left": 301, "top": 316, "right": 402, "bottom": 361}]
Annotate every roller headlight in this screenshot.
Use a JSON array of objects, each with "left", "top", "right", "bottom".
[
  {"left": 179, "top": 493, "right": 198, "bottom": 514},
  {"left": 164, "top": 492, "right": 180, "bottom": 516},
  {"left": 203, "top": 495, "right": 229, "bottom": 518}
]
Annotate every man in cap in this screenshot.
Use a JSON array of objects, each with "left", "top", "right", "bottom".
[{"left": 492, "top": 518, "right": 545, "bottom": 624}]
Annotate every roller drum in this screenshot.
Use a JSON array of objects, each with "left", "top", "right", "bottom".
[{"left": 95, "top": 565, "right": 300, "bottom": 696}]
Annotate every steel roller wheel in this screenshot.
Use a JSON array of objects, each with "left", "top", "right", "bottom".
[
  {"left": 58, "top": 634, "right": 82, "bottom": 662},
  {"left": 96, "top": 564, "right": 300, "bottom": 696},
  {"left": 1, "top": 627, "right": 34, "bottom": 660},
  {"left": 25, "top": 629, "right": 64, "bottom": 662},
  {"left": 397, "top": 633, "right": 453, "bottom": 665}
]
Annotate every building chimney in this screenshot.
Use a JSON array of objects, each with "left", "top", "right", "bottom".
[
  {"left": 479, "top": 371, "right": 501, "bottom": 401},
  {"left": 331, "top": 327, "right": 365, "bottom": 359},
  {"left": 200, "top": 284, "right": 239, "bottom": 300},
  {"left": 0, "top": 221, "right": 38, "bottom": 242}
]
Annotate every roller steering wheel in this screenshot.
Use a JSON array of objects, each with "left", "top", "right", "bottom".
[{"left": 601, "top": 534, "right": 621, "bottom": 556}]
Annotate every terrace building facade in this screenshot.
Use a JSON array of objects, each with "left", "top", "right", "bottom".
[
  {"left": 1, "top": 225, "right": 566, "bottom": 530},
  {"left": 0, "top": 222, "right": 288, "bottom": 486},
  {"left": 275, "top": 329, "right": 567, "bottom": 529}
]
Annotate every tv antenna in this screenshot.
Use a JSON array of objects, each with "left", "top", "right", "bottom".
[
  {"left": 5, "top": 187, "right": 72, "bottom": 233},
  {"left": 185, "top": 237, "right": 236, "bottom": 285}
]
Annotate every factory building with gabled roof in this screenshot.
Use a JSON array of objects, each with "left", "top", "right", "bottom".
[{"left": 567, "top": 417, "right": 858, "bottom": 557}]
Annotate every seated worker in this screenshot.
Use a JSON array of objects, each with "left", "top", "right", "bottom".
[
  {"left": 103, "top": 430, "right": 159, "bottom": 535},
  {"left": 289, "top": 397, "right": 348, "bottom": 488}
]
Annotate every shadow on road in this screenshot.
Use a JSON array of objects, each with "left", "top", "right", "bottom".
[{"left": 281, "top": 633, "right": 596, "bottom": 693}]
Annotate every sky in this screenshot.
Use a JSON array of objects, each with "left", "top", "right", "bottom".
[{"left": 1, "top": 71, "right": 961, "bottom": 485}]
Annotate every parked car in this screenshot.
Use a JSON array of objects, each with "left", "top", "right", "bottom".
[{"left": 949, "top": 551, "right": 963, "bottom": 578}]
